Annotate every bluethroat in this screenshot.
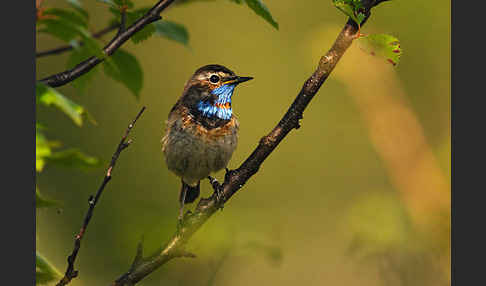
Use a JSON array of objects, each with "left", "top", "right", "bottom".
[{"left": 161, "top": 64, "right": 253, "bottom": 223}]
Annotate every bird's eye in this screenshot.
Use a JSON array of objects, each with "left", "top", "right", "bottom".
[{"left": 209, "top": 75, "right": 220, "bottom": 84}]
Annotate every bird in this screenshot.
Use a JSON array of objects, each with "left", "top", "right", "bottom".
[{"left": 161, "top": 64, "right": 253, "bottom": 223}]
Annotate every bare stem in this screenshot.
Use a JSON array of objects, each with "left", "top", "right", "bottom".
[{"left": 56, "top": 107, "right": 146, "bottom": 286}]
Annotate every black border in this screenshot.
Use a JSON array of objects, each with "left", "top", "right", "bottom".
[
  {"left": 5, "top": 0, "right": 36, "bottom": 285},
  {"left": 452, "top": 1, "right": 484, "bottom": 285}
]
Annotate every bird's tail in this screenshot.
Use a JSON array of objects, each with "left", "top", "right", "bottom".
[{"left": 180, "top": 181, "right": 200, "bottom": 204}]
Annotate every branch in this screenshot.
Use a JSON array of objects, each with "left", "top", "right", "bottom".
[
  {"left": 117, "top": 3, "right": 128, "bottom": 37},
  {"left": 39, "top": 0, "right": 176, "bottom": 87},
  {"left": 36, "top": 25, "right": 119, "bottom": 58},
  {"left": 56, "top": 107, "right": 146, "bottom": 286},
  {"left": 111, "top": 2, "right": 389, "bottom": 285}
]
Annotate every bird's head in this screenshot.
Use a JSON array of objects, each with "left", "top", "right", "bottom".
[{"left": 180, "top": 64, "right": 253, "bottom": 121}]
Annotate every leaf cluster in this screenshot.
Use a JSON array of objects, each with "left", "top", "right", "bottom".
[
  {"left": 332, "top": 0, "right": 366, "bottom": 26},
  {"left": 332, "top": 0, "right": 401, "bottom": 66},
  {"left": 38, "top": 0, "right": 279, "bottom": 98},
  {"left": 36, "top": 83, "right": 101, "bottom": 172}
]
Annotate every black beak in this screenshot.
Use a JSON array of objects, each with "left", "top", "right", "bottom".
[
  {"left": 235, "top": 76, "right": 253, "bottom": 84},
  {"left": 223, "top": 76, "right": 253, "bottom": 85}
]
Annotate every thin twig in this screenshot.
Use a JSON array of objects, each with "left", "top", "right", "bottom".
[
  {"left": 36, "top": 25, "right": 119, "bottom": 58},
  {"left": 56, "top": 107, "right": 146, "bottom": 286},
  {"left": 110, "top": 1, "right": 390, "bottom": 285},
  {"left": 117, "top": 4, "right": 128, "bottom": 37},
  {"left": 39, "top": 0, "right": 176, "bottom": 87}
]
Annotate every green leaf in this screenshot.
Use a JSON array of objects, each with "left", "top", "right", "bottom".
[
  {"left": 76, "top": 28, "right": 105, "bottom": 58},
  {"left": 37, "top": 17, "right": 103, "bottom": 57},
  {"left": 46, "top": 149, "right": 101, "bottom": 170},
  {"left": 132, "top": 23, "right": 156, "bottom": 44},
  {"left": 357, "top": 33, "right": 402, "bottom": 66},
  {"left": 81, "top": 37, "right": 104, "bottom": 59},
  {"left": 37, "top": 19, "right": 81, "bottom": 42},
  {"left": 108, "top": 7, "right": 155, "bottom": 44},
  {"left": 103, "top": 49, "right": 143, "bottom": 98},
  {"left": 36, "top": 128, "right": 51, "bottom": 172},
  {"left": 332, "top": 0, "right": 365, "bottom": 25},
  {"left": 352, "top": 0, "right": 364, "bottom": 10},
  {"left": 68, "top": 0, "right": 90, "bottom": 20},
  {"left": 126, "top": 8, "right": 156, "bottom": 44},
  {"left": 244, "top": 0, "right": 278, "bottom": 30},
  {"left": 36, "top": 187, "right": 61, "bottom": 209},
  {"left": 36, "top": 252, "right": 62, "bottom": 285},
  {"left": 99, "top": 0, "right": 134, "bottom": 8},
  {"left": 67, "top": 46, "right": 100, "bottom": 93},
  {"left": 356, "top": 12, "right": 366, "bottom": 24},
  {"left": 36, "top": 83, "right": 86, "bottom": 126},
  {"left": 43, "top": 8, "right": 88, "bottom": 28},
  {"left": 154, "top": 21, "right": 189, "bottom": 46}
]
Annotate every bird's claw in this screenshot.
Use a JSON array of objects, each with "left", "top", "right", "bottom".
[
  {"left": 215, "top": 186, "right": 225, "bottom": 209},
  {"left": 208, "top": 176, "right": 218, "bottom": 187},
  {"left": 208, "top": 176, "right": 225, "bottom": 210}
]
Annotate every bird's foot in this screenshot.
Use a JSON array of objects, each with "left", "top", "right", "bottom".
[{"left": 208, "top": 176, "right": 225, "bottom": 210}]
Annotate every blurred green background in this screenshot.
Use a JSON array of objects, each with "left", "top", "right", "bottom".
[{"left": 36, "top": 0, "right": 450, "bottom": 285}]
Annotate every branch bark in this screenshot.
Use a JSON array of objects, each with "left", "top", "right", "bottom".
[
  {"left": 111, "top": 2, "right": 389, "bottom": 284},
  {"left": 38, "top": 0, "right": 176, "bottom": 87},
  {"left": 56, "top": 107, "right": 146, "bottom": 286}
]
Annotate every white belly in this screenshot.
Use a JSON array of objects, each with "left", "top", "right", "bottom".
[{"left": 162, "top": 117, "right": 238, "bottom": 186}]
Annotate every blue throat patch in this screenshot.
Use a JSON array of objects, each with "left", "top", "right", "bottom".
[{"left": 197, "top": 84, "right": 235, "bottom": 120}]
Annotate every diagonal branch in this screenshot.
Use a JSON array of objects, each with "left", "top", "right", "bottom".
[
  {"left": 39, "top": 0, "right": 176, "bottom": 88},
  {"left": 110, "top": 2, "right": 390, "bottom": 285},
  {"left": 36, "top": 24, "right": 119, "bottom": 58},
  {"left": 56, "top": 107, "right": 146, "bottom": 286}
]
